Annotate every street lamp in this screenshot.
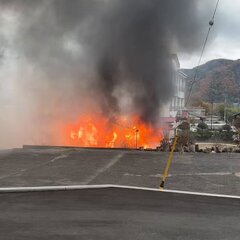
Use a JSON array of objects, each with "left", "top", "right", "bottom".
[
  {"left": 133, "top": 126, "right": 139, "bottom": 149},
  {"left": 135, "top": 129, "right": 139, "bottom": 149}
]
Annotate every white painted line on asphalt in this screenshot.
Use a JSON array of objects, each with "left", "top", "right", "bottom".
[
  {"left": 125, "top": 172, "right": 239, "bottom": 178},
  {"left": 0, "top": 185, "right": 113, "bottom": 193},
  {"left": 81, "top": 153, "right": 125, "bottom": 184},
  {"left": 0, "top": 153, "right": 69, "bottom": 180},
  {"left": 162, "top": 188, "right": 240, "bottom": 199},
  {"left": 113, "top": 185, "right": 240, "bottom": 199},
  {"left": 50, "top": 154, "right": 68, "bottom": 162},
  {"left": 0, "top": 184, "right": 240, "bottom": 199},
  {"left": 114, "top": 185, "right": 240, "bottom": 199}
]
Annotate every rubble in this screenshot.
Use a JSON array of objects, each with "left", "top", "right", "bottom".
[{"left": 158, "top": 140, "right": 240, "bottom": 153}]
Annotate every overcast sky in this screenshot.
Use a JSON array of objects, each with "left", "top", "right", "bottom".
[
  {"left": 0, "top": 0, "right": 239, "bottom": 70},
  {"left": 180, "top": 0, "right": 240, "bottom": 68}
]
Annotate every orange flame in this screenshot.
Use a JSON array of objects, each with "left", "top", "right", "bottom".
[{"left": 61, "top": 114, "right": 163, "bottom": 149}]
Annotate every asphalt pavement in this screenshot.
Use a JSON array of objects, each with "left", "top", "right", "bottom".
[
  {"left": 0, "top": 147, "right": 239, "bottom": 195},
  {"left": 0, "top": 187, "right": 239, "bottom": 240}
]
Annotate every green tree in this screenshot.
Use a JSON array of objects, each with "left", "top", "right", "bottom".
[
  {"left": 226, "top": 108, "right": 239, "bottom": 122},
  {"left": 216, "top": 104, "right": 239, "bottom": 122},
  {"left": 194, "top": 122, "right": 211, "bottom": 141},
  {"left": 215, "top": 104, "right": 225, "bottom": 120},
  {"left": 197, "top": 122, "right": 208, "bottom": 130}
]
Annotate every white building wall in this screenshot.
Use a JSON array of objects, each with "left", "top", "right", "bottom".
[{"left": 161, "top": 55, "right": 187, "bottom": 118}]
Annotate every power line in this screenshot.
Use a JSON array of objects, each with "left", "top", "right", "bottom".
[
  {"left": 185, "top": 0, "right": 221, "bottom": 107},
  {"left": 160, "top": 1, "right": 221, "bottom": 190}
]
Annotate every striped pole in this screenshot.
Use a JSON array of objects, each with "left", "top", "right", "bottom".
[{"left": 160, "top": 134, "right": 178, "bottom": 190}]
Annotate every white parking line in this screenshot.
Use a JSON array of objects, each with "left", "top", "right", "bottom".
[
  {"left": 82, "top": 153, "right": 125, "bottom": 184},
  {"left": 0, "top": 154, "right": 68, "bottom": 180}
]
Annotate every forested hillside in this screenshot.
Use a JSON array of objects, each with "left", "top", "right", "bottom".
[{"left": 182, "top": 59, "right": 240, "bottom": 103}]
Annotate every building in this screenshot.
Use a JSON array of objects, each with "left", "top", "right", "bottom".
[
  {"left": 170, "top": 60, "right": 187, "bottom": 117},
  {"left": 161, "top": 54, "right": 187, "bottom": 118},
  {"left": 160, "top": 54, "right": 187, "bottom": 137}
]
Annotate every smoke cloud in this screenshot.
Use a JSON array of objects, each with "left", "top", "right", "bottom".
[{"left": 0, "top": 0, "right": 213, "bottom": 148}]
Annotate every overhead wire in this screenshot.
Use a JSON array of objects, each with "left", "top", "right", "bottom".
[
  {"left": 160, "top": 0, "right": 221, "bottom": 190},
  {"left": 185, "top": 0, "right": 221, "bottom": 107}
]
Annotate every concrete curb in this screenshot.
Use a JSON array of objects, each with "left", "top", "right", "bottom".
[{"left": 0, "top": 184, "right": 240, "bottom": 199}]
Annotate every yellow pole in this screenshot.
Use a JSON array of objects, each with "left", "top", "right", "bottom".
[{"left": 160, "top": 134, "right": 178, "bottom": 191}]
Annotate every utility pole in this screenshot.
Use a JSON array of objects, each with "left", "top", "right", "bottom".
[
  {"left": 238, "top": 97, "right": 240, "bottom": 112},
  {"left": 224, "top": 95, "right": 227, "bottom": 122},
  {"left": 211, "top": 100, "right": 213, "bottom": 131},
  {"left": 209, "top": 80, "right": 214, "bottom": 131}
]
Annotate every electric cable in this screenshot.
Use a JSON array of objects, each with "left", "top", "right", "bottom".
[
  {"left": 160, "top": 1, "right": 221, "bottom": 190},
  {"left": 185, "top": 0, "right": 220, "bottom": 107}
]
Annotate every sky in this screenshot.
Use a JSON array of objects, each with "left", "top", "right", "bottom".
[{"left": 179, "top": 0, "right": 240, "bottom": 68}]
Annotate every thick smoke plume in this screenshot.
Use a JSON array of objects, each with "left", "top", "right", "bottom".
[{"left": 0, "top": 0, "right": 213, "bottom": 148}]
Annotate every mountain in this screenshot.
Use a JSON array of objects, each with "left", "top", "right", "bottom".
[{"left": 182, "top": 59, "right": 240, "bottom": 103}]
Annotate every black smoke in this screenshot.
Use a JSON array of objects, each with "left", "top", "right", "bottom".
[{"left": 0, "top": 0, "right": 214, "bottom": 146}]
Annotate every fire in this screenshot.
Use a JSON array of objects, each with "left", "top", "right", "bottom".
[{"left": 61, "top": 114, "right": 163, "bottom": 149}]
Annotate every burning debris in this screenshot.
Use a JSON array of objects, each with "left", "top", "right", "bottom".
[
  {"left": 0, "top": 0, "right": 214, "bottom": 148},
  {"left": 63, "top": 114, "right": 163, "bottom": 149}
]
